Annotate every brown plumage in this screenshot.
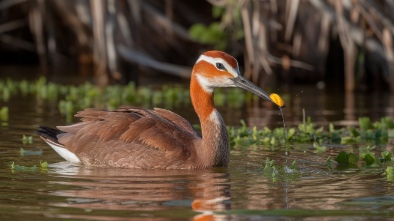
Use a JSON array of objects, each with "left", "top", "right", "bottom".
[{"left": 38, "top": 51, "right": 276, "bottom": 169}]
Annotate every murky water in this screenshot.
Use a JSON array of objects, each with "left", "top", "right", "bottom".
[{"left": 1, "top": 88, "right": 394, "bottom": 220}]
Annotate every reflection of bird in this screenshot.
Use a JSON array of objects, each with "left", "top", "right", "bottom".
[{"left": 38, "top": 51, "right": 276, "bottom": 169}]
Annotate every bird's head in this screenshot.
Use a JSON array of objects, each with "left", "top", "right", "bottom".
[{"left": 192, "top": 50, "right": 276, "bottom": 105}]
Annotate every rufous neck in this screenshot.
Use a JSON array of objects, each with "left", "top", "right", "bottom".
[
  {"left": 190, "top": 72, "right": 230, "bottom": 167},
  {"left": 190, "top": 74, "right": 215, "bottom": 121}
]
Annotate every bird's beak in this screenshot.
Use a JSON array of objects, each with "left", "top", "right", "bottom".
[{"left": 231, "top": 75, "right": 274, "bottom": 104}]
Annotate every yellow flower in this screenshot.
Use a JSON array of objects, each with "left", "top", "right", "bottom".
[{"left": 270, "top": 93, "right": 285, "bottom": 107}]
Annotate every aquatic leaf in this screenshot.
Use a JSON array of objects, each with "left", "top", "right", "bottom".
[
  {"left": 363, "top": 153, "right": 375, "bottom": 166},
  {"left": 349, "top": 127, "right": 360, "bottom": 137},
  {"left": 313, "top": 141, "right": 327, "bottom": 153},
  {"left": 359, "top": 117, "right": 372, "bottom": 131},
  {"left": 270, "top": 137, "right": 276, "bottom": 145},
  {"left": 10, "top": 162, "right": 38, "bottom": 173},
  {"left": 326, "top": 156, "right": 332, "bottom": 169},
  {"left": 348, "top": 153, "right": 359, "bottom": 165},
  {"left": 341, "top": 136, "right": 355, "bottom": 144},
  {"left": 263, "top": 158, "right": 300, "bottom": 182},
  {"left": 329, "top": 123, "right": 335, "bottom": 133},
  {"left": 2, "top": 87, "right": 10, "bottom": 101},
  {"left": 20, "top": 148, "right": 25, "bottom": 156},
  {"left": 22, "top": 135, "right": 33, "bottom": 144},
  {"left": 386, "top": 166, "right": 394, "bottom": 181},
  {"left": 263, "top": 157, "right": 275, "bottom": 173},
  {"left": 381, "top": 151, "right": 393, "bottom": 162},
  {"left": 334, "top": 151, "right": 350, "bottom": 164},
  {"left": 40, "top": 161, "right": 48, "bottom": 168},
  {"left": 0, "top": 106, "right": 9, "bottom": 121},
  {"left": 287, "top": 128, "right": 295, "bottom": 140}
]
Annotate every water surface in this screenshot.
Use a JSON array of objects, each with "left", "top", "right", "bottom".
[{"left": 1, "top": 89, "right": 394, "bottom": 220}]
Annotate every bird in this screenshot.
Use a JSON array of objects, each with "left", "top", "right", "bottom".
[{"left": 37, "top": 50, "right": 277, "bottom": 169}]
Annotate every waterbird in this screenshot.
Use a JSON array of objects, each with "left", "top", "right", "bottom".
[{"left": 38, "top": 51, "right": 280, "bottom": 169}]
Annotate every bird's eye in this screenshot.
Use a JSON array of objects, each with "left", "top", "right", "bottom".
[{"left": 216, "top": 62, "right": 226, "bottom": 70}]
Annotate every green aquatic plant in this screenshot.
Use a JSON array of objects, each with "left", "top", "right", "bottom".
[
  {"left": 386, "top": 166, "right": 394, "bottom": 181},
  {"left": 0, "top": 106, "right": 8, "bottom": 121},
  {"left": 382, "top": 151, "right": 393, "bottom": 162},
  {"left": 22, "top": 135, "right": 33, "bottom": 144},
  {"left": 263, "top": 157, "right": 300, "bottom": 182},
  {"left": 326, "top": 156, "right": 332, "bottom": 169},
  {"left": 332, "top": 148, "right": 393, "bottom": 169},
  {"left": 334, "top": 151, "right": 359, "bottom": 166},
  {"left": 0, "top": 77, "right": 252, "bottom": 121},
  {"left": 10, "top": 161, "right": 48, "bottom": 173},
  {"left": 19, "top": 148, "right": 43, "bottom": 157},
  {"left": 229, "top": 116, "right": 394, "bottom": 149}
]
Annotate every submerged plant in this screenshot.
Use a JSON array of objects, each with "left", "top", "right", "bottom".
[{"left": 263, "top": 157, "right": 300, "bottom": 182}]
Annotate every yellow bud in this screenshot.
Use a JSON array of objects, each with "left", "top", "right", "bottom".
[{"left": 270, "top": 93, "right": 285, "bottom": 107}]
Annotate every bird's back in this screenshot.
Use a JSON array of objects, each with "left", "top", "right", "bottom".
[{"left": 39, "top": 106, "right": 202, "bottom": 169}]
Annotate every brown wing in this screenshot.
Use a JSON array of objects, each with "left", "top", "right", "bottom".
[
  {"left": 56, "top": 106, "right": 200, "bottom": 169},
  {"left": 153, "top": 108, "right": 199, "bottom": 137}
]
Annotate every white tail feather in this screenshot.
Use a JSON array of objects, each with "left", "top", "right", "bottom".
[{"left": 45, "top": 139, "right": 81, "bottom": 163}]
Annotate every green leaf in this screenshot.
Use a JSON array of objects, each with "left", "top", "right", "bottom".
[
  {"left": 349, "top": 127, "right": 360, "bottom": 137},
  {"left": 387, "top": 166, "right": 394, "bottom": 181},
  {"left": 382, "top": 151, "right": 393, "bottom": 162},
  {"left": 22, "top": 135, "right": 33, "bottom": 144},
  {"left": 348, "top": 153, "right": 359, "bottom": 165},
  {"left": 40, "top": 161, "right": 48, "bottom": 168},
  {"left": 341, "top": 136, "right": 355, "bottom": 144},
  {"left": 359, "top": 117, "right": 372, "bottom": 131},
  {"left": 313, "top": 141, "right": 327, "bottom": 153},
  {"left": 329, "top": 123, "right": 335, "bottom": 133},
  {"left": 326, "top": 156, "right": 332, "bottom": 169},
  {"left": 0, "top": 106, "right": 9, "bottom": 121},
  {"left": 334, "top": 151, "right": 349, "bottom": 164},
  {"left": 287, "top": 128, "right": 296, "bottom": 140},
  {"left": 363, "top": 153, "right": 375, "bottom": 165}
]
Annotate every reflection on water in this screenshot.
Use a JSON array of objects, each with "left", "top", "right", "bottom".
[
  {"left": 1, "top": 86, "right": 394, "bottom": 220},
  {"left": 47, "top": 163, "right": 230, "bottom": 220}
]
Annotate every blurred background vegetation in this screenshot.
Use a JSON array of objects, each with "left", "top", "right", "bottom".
[{"left": 0, "top": 0, "right": 393, "bottom": 92}]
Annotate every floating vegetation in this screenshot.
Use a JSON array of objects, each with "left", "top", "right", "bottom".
[
  {"left": 22, "top": 135, "right": 33, "bottom": 144},
  {"left": 10, "top": 161, "right": 48, "bottom": 173},
  {"left": 386, "top": 166, "right": 394, "bottom": 181},
  {"left": 19, "top": 148, "right": 43, "bottom": 156},
  {"left": 3, "top": 77, "right": 394, "bottom": 178},
  {"left": 229, "top": 116, "right": 394, "bottom": 148},
  {"left": 0, "top": 106, "right": 8, "bottom": 121},
  {"left": 334, "top": 151, "right": 359, "bottom": 166},
  {"left": 0, "top": 77, "right": 255, "bottom": 121}
]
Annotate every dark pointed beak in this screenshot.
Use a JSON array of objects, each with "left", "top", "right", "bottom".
[{"left": 231, "top": 76, "right": 274, "bottom": 104}]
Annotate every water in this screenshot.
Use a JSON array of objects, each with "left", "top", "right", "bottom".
[{"left": 1, "top": 89, "right": 394, "bottom": 220}]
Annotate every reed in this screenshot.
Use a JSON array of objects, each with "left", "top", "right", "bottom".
[{"left": 0, "top": 0, "right": 393, "bottom": 91}]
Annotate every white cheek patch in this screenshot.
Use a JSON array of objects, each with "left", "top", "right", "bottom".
[{"left": 196, "top": 74, "right": 236, "bottom": 92}]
